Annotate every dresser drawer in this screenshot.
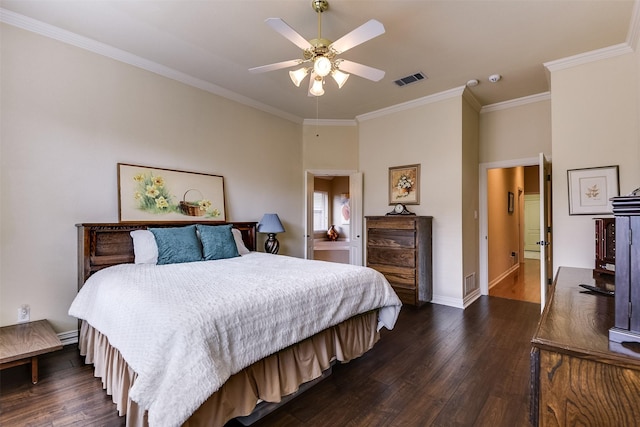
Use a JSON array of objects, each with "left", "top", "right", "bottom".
[
  {"left": 368, "top": 264, "right": 416, "bottom": 287},
  {"left": 367, "top": 229, "right": 416, "bottom": 249},
  {"left": 367, "top": 247, "right": 416, "bottom": 268},
  {"left": 367, "top": 217, "right": 416, "bottom": 230}
]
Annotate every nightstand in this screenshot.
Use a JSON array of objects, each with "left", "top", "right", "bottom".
[{"left": 0, "top": 319, "right": 63, "bottom": 384}]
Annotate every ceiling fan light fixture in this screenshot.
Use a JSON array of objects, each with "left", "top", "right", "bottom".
[
  {"left": 289, "top": 67, "right": 309, "bottom": 87},
  {"left": 313, "top": 56, "right": 332, "bottom": 77},
  {"left": 331, "top": 69, "right": 350, "bottom": 88},
  {"left": 310, "top": 76, "right": 325, "bottom": 96}
]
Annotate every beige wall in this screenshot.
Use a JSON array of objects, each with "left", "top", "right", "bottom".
[
  {"left": 359, "top": 93, "right": 473, "bottom": 305},
  {"left": 0, "top": 24, "right": 303, "bottom": 332},
  {"left": 302, "top": 124, "right": 358, "bottom": 171},
  {"left": 549, "top": 50, "right": 640, "bottom": 272},
  {"left": 479, "top": 98, "right": 551, "bottom": 163}
]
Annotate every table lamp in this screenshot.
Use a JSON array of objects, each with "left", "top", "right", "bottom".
[{"left": 257, "top": 213, "right": 285, "bottom": 254}]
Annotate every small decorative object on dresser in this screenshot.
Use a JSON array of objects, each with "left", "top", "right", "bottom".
[
  {"left": 366, "top": 215, "right": 432, "bottom": 306},
  {"left": 327, "top": 225, "right": 339, "bottom": 241},
  {"left": 387, "top": 203, "right": 414, "bottom": 216}
]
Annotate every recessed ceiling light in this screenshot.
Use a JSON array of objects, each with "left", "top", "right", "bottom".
[
  {"left": 466, "top": 79, "right": 479, "bottom": 87},
  {"left": 488, "top": 74, "right": 502, "bottom": 83}
]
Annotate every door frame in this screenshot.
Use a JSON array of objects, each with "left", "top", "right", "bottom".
[{"left": 478, "top": 156, "right": 548, "bottom": 297}]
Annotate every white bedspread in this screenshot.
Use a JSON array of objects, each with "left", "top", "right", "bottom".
[{"left": 69, "top": 252, "right": 401, "bottom": 427}]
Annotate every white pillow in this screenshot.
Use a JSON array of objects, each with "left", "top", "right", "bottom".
[
  {"left": 232, "top": 228, "right": 250, "bottom": 255},
  {"left": 130, "top": 230, "right": 158, "bottom": 264}
]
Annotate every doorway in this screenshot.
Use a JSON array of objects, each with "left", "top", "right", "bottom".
[
  {"left": 485, "top": 165, "right": 541, "bottom": 304},
  {"left": 304, "top": 170, "right": 363, "bottom": 266},
  {"left": 479, "top": 155, "right": 551, "bottom": 307}
]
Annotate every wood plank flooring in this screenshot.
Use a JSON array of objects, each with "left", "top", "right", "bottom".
[
  {"left": 489, "top": 259, "right": 541, "bottom": 304},
  {"left": 0, "top": 296, "right": 541, "bottom": 427}
]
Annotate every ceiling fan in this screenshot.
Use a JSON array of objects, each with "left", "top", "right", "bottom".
[{"left": 249, "top": 0, "right": 385, "bottom": 97}]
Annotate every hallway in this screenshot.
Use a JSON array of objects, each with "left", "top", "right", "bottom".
[{"left": 489, "top": 258, "right": 541, "bottom": 304}]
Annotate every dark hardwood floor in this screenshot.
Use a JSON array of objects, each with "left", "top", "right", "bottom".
[{"left": 0, "top": 296, "right": 540, "bottom": 427}]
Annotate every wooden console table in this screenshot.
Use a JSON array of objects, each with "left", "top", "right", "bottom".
[
  {"left": 530, "top": 267, "right": 640, "bottom": 426},
  {"left": 0, "top": 320, "right": 63, "bottom": 384}
]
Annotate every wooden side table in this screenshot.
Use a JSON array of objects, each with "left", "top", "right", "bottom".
[{"left": 0, "top": 319, "right": 63, "bottom": 384}]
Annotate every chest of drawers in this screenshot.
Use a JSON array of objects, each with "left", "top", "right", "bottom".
[{"left": 365, "top": 216, "right": 432, "bottom": 306}]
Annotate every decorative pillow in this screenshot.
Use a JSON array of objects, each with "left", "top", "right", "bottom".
[
  {"left": 130, "top": 230, "right": 158, "bottom": 264},
  {"left": 232, "top": 228, "right": 251, "bottom": 255},
  {"left": 196, "top": 224, "right": 240, "bottom": 260},
  {"left": 149, "top": 225, "right": 203, "bottom": 265}
]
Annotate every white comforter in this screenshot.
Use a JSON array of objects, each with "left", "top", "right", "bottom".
[{"left": 69, "top": 252, "right": 402, "bottom": 427}]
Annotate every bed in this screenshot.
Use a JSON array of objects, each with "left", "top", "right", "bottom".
[{"left": 71, "top": 221, "right": 402, "bottom": 427}]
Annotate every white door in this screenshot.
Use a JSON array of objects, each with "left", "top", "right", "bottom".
[
  {"left": 349, "top": 173, "right": 363, "bottom": 266},
  {"left": 538, "top": 153, "right": 552, "bottom": 311},
  {"left": 524, "top": 194, "right": 541, "bottom": 256},
  {"left": 304, "top": 171, "right": 314, "bottom": 260}
]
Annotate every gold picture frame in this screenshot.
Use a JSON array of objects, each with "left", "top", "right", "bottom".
[
  {"left": 389, "top": 164, "right": 420, "bottom": 205},
  {"left": 118, "top": 163, "right": 226, "bottom": 222}
]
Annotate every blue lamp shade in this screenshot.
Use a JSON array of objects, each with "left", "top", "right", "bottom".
[
  {"left": 257, "top": 214, "right": 285, "bottom": 254},
  {"left": 257, "top": 214, "right": 285, "bottom": 234}
]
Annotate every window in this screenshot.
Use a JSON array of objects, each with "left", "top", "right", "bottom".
[{"left": 313, "top": 191, "right": 328, "bottom": 231}]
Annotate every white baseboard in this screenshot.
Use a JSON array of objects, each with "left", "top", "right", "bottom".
[
  {"left": 58, "top": 329, "right": 78, "bottom": 346},
  {"left": 488, "top": 263, "right": 520, "bottom": 289},
  {"left": 430, "top": 295, "right": 465, "bottom": 309}
]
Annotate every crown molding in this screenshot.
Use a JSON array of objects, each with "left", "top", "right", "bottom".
[
  {"left": 626, "top": 0, "right": 640, "bottom": 51},
  {"left": 0, "top": 8, "right": 304, "bottom": 125},
  {"left": 480, "top": 92, "right": 551, "bottom": 114},
  {"left": 544, "top": 42, "right": 633, "bottom": 72},
  {"left": 356, "top": 86, "right": 466, "bottom": 122},
  {"left": 302, "top": 119, "right": 357, "bottom": 126},
  {"left": 462, "top": 88, "right": 482, "bottom": 112}
]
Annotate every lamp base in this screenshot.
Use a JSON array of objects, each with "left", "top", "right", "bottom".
[{"left": 264, "top": 233, "right": 280, "bottom": 254}]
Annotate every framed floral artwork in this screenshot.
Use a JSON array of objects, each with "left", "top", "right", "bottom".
[
  {"left": 567, "top": 165, "right": 619, "bottom": 215},
  {"left": 118, "top": 163, "right": 226, "bottom": 222},
  {"left": 389, "top": 164, "right": 420, "bottom": 205}
]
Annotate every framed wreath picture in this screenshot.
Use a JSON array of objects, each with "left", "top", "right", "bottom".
[
  {"left": 389, "top": 164, "right": 420, "bottom": 205},
  {"left": 118, "top": 163, "right": 226, "bottom": 222},
  {"left": 567, "top": 165, "right": 619, "bottom": 215}
]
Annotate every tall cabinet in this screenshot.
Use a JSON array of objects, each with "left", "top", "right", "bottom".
[{"left": 365, "top": 216, "right": 432, "bottom": 306}]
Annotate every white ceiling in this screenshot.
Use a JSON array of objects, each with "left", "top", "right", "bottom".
[{"left": 1, "top": 0, "right": 636, "bottom": 121}]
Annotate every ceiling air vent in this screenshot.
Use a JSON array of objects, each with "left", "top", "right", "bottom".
[{"left": 394, "top": 72, "right": 427, "bottom": 87}]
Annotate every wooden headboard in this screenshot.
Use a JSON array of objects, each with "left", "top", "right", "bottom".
[{"left": 77, "top": 222, "right": 257, "bottom": 290}]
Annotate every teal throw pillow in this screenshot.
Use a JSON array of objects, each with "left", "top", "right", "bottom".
[
  {"left": 196, "top": 224, "right": 240, "bottom": 261},
  {"left": 149, "top": 225, "right": 203, "bottom": 265}
]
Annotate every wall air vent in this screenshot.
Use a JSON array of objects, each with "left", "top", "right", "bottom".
[{"left": 394, "top": 72, "right": 427, "bottom": 87}]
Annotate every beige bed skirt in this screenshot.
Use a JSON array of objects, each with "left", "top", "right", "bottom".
[{"left": 79, "top": 310, "right": 380, "bottom": 427}]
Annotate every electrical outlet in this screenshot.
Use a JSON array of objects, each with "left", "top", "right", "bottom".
[{"left": 17, "top": 304, "right": 30, "bottom": 323}]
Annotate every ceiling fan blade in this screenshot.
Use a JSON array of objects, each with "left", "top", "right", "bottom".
[
  {"left": 265, "top": 18, "right": 312, "bottom": 51},
  {"left": 249, "top": 59, "right": 302, "bottom": 73},
  {"left": 329, "top": 19, "right": 385, "bottom": 54},
  {"left": 337, "top": 60, "right": 385, "bottom": 82}
]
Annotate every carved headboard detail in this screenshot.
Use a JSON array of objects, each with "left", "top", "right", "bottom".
[{"left": 76, "top": 222, "right": 257, "bottom": 290}]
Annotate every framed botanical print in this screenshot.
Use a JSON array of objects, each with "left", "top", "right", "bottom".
[
  {"left": 389, "top": 164, "right": 420, "bottom": 205},
  {"left": 118, "top": 163, "right": 226, "bottom": 222},
  {"left": 567, "top": 165, "right": 619, "bottom": 215}
]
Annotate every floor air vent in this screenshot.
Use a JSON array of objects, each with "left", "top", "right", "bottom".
[{"left": 394, "top": 72, "right": 427, "bottom": 87}]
